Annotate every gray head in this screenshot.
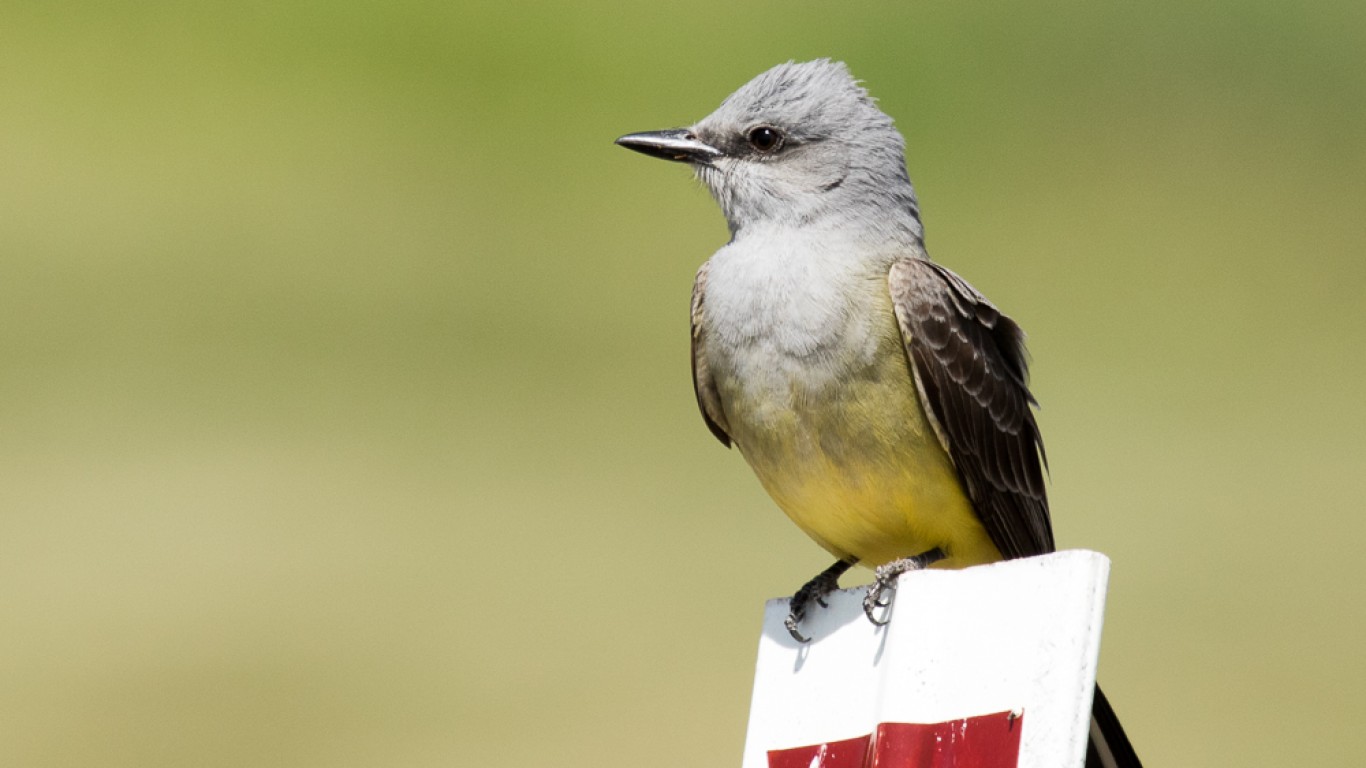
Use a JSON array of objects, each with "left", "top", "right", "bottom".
[{"left": 617, "top": 60, "right": 922, "bottom": 241}]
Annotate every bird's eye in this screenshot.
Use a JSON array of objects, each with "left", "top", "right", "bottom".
[{"left": 746, "top": 126, "right": 784, "bottom": 153}]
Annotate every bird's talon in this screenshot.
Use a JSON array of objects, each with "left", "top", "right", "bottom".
[
  {"left": 784, "top": 614, "right": 811, "bottom": 643},
  {"left": 862, "top": 603, "right": 882, "bottom": 624},
  {"left": 784, "top": 559, "right": 855, "bottom": 644},
  {"left": 874, "top": 589, "right": 893, "bottom": 608}
]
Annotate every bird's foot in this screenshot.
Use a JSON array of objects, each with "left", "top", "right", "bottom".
[
  {"left": 863, "top": 547, "right": 947, "bottom": 626},
  {"left": 785, "top": 559, "right": 855, "bottom": 643}
]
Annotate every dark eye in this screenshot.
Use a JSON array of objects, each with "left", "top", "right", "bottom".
[{"left": 746, "top": 126, "right": 784, "bottom": 153}]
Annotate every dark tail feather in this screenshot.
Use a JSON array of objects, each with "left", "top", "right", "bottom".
[{"left": 1085, "top": 684, "right": 1141, "bottom": 768}]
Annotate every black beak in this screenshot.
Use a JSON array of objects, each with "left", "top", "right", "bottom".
[{"left": 615, "top": 129, "right": 723, "bottom": 164}]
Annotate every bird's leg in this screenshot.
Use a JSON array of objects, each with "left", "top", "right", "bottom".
[
  {"left": 863, "top": 547, "right": 946, "bottom": 626},
  {"left": 785, "top": 559, "right": 855, "bottom": 643}
]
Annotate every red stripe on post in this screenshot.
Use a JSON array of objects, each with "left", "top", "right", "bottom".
[
  {"left": 766, "top": 710, "right": 1023, "bottom": 768},
  {"left": 767, "top": 733, "right": 870, "bottom": 768}
]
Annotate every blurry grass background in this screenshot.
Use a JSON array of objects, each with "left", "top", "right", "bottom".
[{"left": 2, "top": 1, "right": 1364, "bottom": 765}]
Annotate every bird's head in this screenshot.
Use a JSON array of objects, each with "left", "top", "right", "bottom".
[{"left": 617, "top": 59, "right": 922, "bottom": 240}]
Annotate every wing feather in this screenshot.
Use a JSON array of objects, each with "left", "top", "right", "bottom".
[
  {"left": 888, "top": 258, "right": 1053, "bottom": 559},
  {"left": 691, "top": 263, "right": 732, "bottom": 447}
]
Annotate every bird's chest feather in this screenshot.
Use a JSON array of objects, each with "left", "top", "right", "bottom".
[
  {"left": 698, "top": 237, "right": 919, "bottom": 470},
  {"left": 701, "top": 237, "right": 893, "bottom": 398}
]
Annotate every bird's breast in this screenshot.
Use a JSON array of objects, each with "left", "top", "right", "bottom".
[
  {"left": 699, "top": 237, "right": 926, "bottom": 487},
  {"left": 697, "top": 238, "right": 991, "bottom": 567},
  {"left": 701, "top": 236, "right": 893, "bottom": 386}
]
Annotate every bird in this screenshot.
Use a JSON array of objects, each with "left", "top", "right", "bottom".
[{"left": 616, "top": 59, "right": 1140, "bottom": 768}]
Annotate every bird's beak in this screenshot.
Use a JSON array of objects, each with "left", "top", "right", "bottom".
[{"left": 615, "top": 129, "right": 722, "bottom": 164}]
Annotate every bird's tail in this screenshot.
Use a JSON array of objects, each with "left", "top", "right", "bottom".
[{"left": 1085, "top": 684, "right": 1142, "bottom": 768}]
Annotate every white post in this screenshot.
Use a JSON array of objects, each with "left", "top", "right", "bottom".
[{"left": 741, "top": 550, "right": 1110, "bottom": 768}]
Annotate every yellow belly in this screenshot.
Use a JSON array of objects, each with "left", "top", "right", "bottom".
[{"left": 722, "top": 333, "right": 1002, "bottom": 570}]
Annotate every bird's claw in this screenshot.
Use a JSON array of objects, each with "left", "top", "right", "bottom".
[
  {"left": 785, "top": 559, "right": 854, "bottom": 643},
  {"left": 862, "top": 548, "right": 948, "bottom": 627},
  {"left": 862, "top": 578, "right": 894, "bottom": 625}
]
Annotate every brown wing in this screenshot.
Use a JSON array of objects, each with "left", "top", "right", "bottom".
[
  {"left": 691, "top": 262, "right": 732, "bottom": 447},
  {"left": 888, "top": 257, "right": 1053, "bottom": 559}
]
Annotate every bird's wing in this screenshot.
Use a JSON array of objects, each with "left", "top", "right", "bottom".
[
  {"left": 888, "top": 257, "right": 1053, "bottom": 559},
  {"left": 691, "top": 262, "right": 732, "bottom": 447}
]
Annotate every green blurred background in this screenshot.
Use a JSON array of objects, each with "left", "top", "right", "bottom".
[{"left": 3, "top": 1, "right": 1363, "bottom": 765}]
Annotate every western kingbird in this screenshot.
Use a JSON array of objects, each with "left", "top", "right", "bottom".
[{"left": 616, "top": 60, "right": 1139, "bottom": 767}]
